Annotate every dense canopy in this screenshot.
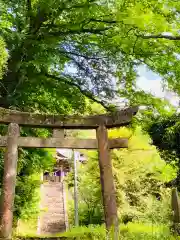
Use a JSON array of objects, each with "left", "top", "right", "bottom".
[{"left": 0, "top": 0, "right": 180, "bottom": 113}]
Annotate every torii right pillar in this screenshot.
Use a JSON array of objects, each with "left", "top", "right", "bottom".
[{"left": 96, "top": 124, "right": 118, "bottom": 238}]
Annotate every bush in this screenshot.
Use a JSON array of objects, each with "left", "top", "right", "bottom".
[{"left": 58, "top": 224, "right": 179, "bottom": 240}]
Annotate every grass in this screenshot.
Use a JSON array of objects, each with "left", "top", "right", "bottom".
[
  {"left": 16, "top": 218, "right": 38, "bottom": 237},
  {"left": 14, "top": 222, "right": 180, "bottom": 239}
]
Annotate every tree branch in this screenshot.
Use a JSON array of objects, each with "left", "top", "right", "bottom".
[
  {"left": 27, "top": 0, "right": 101, "bottom": 36},
  {"left": 88, "top": 18, "right": 117, "bottom": 24},
  {"left": 60, "top": 0, "right": 97, "bottom": 11},
  {"left": 26, "top": 0, "right": 32, "bottom": 18},
  {"left": 45, "top": 73, "right": 112, "bottom": 110},
  {"left": 139, "top": 34, "right": 180, "bottom": 40},
  {"left": 26, "top": 0, "right": 34, "bottom": 32},
  {"left": 35, "top": 26, "right": 110, "bottom": 40},
  {"left": 48, "top": 26, "right": 111, "bottom": 37},
  {"left": 58, "top": 50, "right": 107, "bottom": 60}
]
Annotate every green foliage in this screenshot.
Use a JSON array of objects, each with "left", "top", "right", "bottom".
[
  {"left": 0, "top": 132, "right": 56, "bottom": 222},
  {"left": 15, "top": 174, "right": 41, "bottom": 221},
  {"left": 0, "top": 0, "right": 179, "bottom": 110},
  {"left": 15, "top": 148, "right": 55, "bottom": 220},
  {"left": 0, "top": 37, "right": 8, "bottom": 79},
  {"left": 57, "top": 225, "right": 105, "bottom": 239},
  {"left": 14, "top": 224, "right": 178, "bottom": 239},
  {"left": 146, "top": 113, "right": 180, "bottom": 188},
  {"left": 111, "top": 127, "right": 176, "bottom": 224},
  {"left": 67, "top": 151, "right": 104, "bottom": 226},
  {"left": 66, "top": 126, "right": 176, "bottom": 227},
  {"left": 119, "top": 223, "right": 174, "bottom": 240}
]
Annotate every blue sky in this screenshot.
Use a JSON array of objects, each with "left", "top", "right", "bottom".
[{"left": 137, "top": 65, "right": 179, "bottom": 107}]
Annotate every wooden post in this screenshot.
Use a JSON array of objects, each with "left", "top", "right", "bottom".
[
  {"left": 73, "top": 150, "right": 79, "bottom": 226},
  {"left": 0, "top": 123, "right": 19, "bottom": 239},
  {"left": 172, "top": 188, "right": 180, "bottom": 235},
  {"left": 96, "top": 125, "right": 118, "bottom": 237},
  {"left": 62, "top": 181, "right": 69, "bottom": 231},
  {"left": 60, "top": 165, "right": 64, "bottom": 183}
]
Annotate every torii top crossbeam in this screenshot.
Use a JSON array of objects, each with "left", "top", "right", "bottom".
[{"left": 0, "top": 106, "right": 138, "bottom": 129}]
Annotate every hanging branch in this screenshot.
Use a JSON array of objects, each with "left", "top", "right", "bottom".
[{"left": 45, "top": 73, "right": 113, "bottom": 111}]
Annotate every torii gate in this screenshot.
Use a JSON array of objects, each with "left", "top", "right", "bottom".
[{"left": 0, "top": 106, "right": 138, "bottom": 239}]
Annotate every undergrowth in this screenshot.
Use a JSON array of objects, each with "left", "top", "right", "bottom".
[{"left": 15, "top": 223, "right": 180, "bottom": 239}]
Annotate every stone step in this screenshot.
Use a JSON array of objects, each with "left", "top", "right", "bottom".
[
  {"left": 43, "top": 188, "right": 63, "bottom": 192},
  {"left": 38, "top": 182, "right": 66, "bottom": 234},
  {"left": 41, "top": 217, "right": 65, "bottom": 222},
  {"left": 42, "top": 199, "right": 63, "bottom": 202},
  {"left": 41, "top": 219, "right": 65, "bottom": 224},
  {"left": 41, "top": 227, "right": 66, "bottom": 233},
  {"left": 42, "top": 209, "right": 64, "bottom": 214},
  {"left": 43, "top": 184, "right": 63, "bottom": 189},
  {"left": 41, "top": 224, "right": 66, "bottom": 234},
  {"left": 40, "top": 221, "right": 65, "bottom": 228},
  {"left": 43, "top": 198, "right": 63, "bottom": 202},
  {"left": 44, "top": 193, "right": 63, "bottom": 196},
  {"left": 42, "top": 203, "right": 63, "bottom": 207},
  {"left": 42, "top": 212, "right": 65, "bottom": 217},
  {"left": 43, "top": 208, "right": 64, "bottom": 212},
  {"left": 41, "top": 223, "right": 65, "bottom": 228},
  {"left": 43, "top": 197, "right": 63, "bottom": 200},
  {"left": 42, "top": 203, "right": 64, "bottom": 208},
  {"left": 41, "top": 228, "right": 66, "bottom": 234},
  {"left": 43, "top": 189, "right": 63, "bottom": 193},
  {"left": 43, "top": 186, "right": 63, "bottom": 190}
]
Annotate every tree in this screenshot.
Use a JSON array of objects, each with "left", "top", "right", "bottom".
[
  {"left": 147, "top": 113, "right": 180, "bottom": 189},
  {"left": 0, "top": 0, "right": 179, "bottom": 112}
]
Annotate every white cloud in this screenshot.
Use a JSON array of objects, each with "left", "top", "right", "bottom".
[
  {"left": 137, "top": 66, "right": 179, "bottom": 107},
  {"left": 137, "top": 76, "right": 164, "bottom": 98},
  {"left": 164, "top": 90, "right": 179, "bottom": 106}
]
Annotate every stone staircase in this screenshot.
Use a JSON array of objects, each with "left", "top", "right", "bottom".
[{"left": 38, "top": 182, "right": 68, "bottom": 235}]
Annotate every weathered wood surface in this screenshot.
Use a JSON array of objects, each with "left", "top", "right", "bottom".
[
  {"left": 0, "top": 123, "right": 19, "bottom": 239},
  {"left": 172, "top": 188, "right": 180, "bottom": 235},
  {"left": 53, "top": 129, "right": 65, "bottom": 138},
  {"left": 0, "top": 106, "right": 138, "bottom": 129},
  {"left": 96, "top": 125, "right": 118, "bottom": 236},
  {"left": 73, "top": 150, "right": 79, "bottom": 226},
  {"left": 62, "top": 182, "right": 69, "bottom": 230},
  {"left": 172, "top": 188, "right": 180, "bottom": 223},
  {"left": 0, "top": 136, "right": 128, "bottom": 149}
]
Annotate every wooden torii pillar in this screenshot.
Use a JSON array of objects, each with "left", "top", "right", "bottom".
[
  {"left": 97, "top": 124, "right": 118, "bottom": 232},
  {"left": 0, "top": 106, "right": 138, "bottom": 239}
]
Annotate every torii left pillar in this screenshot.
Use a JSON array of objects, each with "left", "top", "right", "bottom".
[{"left": 0, "top": 123, "right": 19, "bottom": 239}]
